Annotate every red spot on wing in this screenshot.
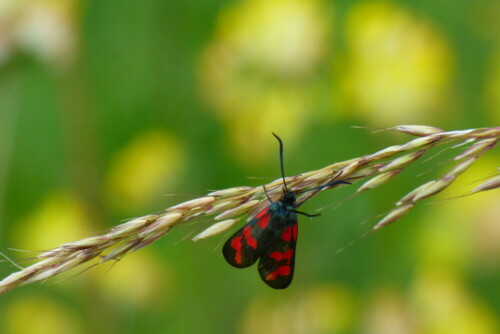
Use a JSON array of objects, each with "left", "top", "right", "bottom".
[
  {"left": 281, "top": 223, "right": 298, "bottom": 241},
  {"left": 266, "top": 265, "right": 291, "bottom": 281},
  {"left": 243, "top": 225, "right": 257, "bottom": 249},
  {"left": 281, "top": 226, "right": 292, "bottom": 241},
  {"left": 269, "top": 249, "right": 294, "bottom": 262},
  {"left": 256, "top": 208, "right": 268, "bottom": 219},
  {"left": 266, "top": 248, "right": 294, "bottom": 281},
  {"left": 256, "top": 209, "right": 270, "bottom": 228},
  {"left": 230, "top": 225, "right": 258, "bottom": 264},
  {"left": 292, "top": 223, "right": 298, "bottom": 240},
  {"left": 230, "top": 236, "right": 243, "bottom": 264},
  {"left": 257, "top": 214, "right": 270, "bottom": 228}
]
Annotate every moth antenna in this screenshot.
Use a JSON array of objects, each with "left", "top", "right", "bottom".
[{"left": 272, "top": 132, "right": 289, "bottom": 193}]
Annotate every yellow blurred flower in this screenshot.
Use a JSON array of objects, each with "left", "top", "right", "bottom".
[
  {"left": 199, "top": 0, "right": 332, "bottom": 164},
  {"left": 362, "top": 288, "right": 413, "bottom": 334},
  {"left": 414, "top": 205, "right": 471, "bottom": 272},
  {"left": 2, "top": 295, "right": 83, "bottom": 334},
  {"left": 93, "top": 249, "right": 173, "bottom": 308},
  {"left": 469, "top": 194, "right": 500, "bottom": 268},
  {"left": 415, "top": 158, "right": 500, "bottom": 271},
  {"left": 106, "top": 130, "right": 184, "bottom": 213},
  {"left": 410, "top": 158, "right": 500, "bottom": 333},
  {"left": 454, "top": 157, "right": 500, "bottom": 268},
  {"left": 341, "top": 2, "right": 453, "bottom": 126},
  {"left": 217, "top": 0, "right": 329, "bottom": 76},
  {"left": 411, "top": 269, "right": 499, "bottom": 334},
  {"left": 228, "top": 88, "right": 311, "bottom": 163},
  {"left": 13, "top": 190, "right": 92, "bottom": 252},
  {"left": 239, "top": 284, "right": 355, "bottom": 334}
]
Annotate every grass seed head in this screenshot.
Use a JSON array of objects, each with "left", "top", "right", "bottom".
[
  {"left": 0, "top": 125, "right": 497, "bottom": 294},
  {"left": 379, "top": 150, "right": 426, "bottom": 172},
  {"left": 358, "top": 169, "right": 402, "bottom": 192},
  {"left": 215, "top": 200, "right": 260, "bottom": 220},
  {"left": 395, "top": 125, "right": 444, "bottom": 136},
  {"left": 412, "top": 176, "right": 456, "bottom": 201},
  {"left": 400, "top": 135, "right": 441, "bottom": 151},
  {"left": 138, "top": 213, "right": 182, "bottom": 237},
  {"left": 454, "top": 138, "right": 498, "bottom": 160},
  {"left": 445, "top": 157, "right": 477, "bottom": 177},
  {"left": 168, "top": 196, "right": 215, "bottom": 211},
  {"left": 373, "top": 204, "right": 415, "bottom": 229},
  {"left": 107, "top": 215, "right": 159, "bottom": 238},
  {"left": 101, "top": 239, "right": 142, "bottom": 262},
  {"left": 471, "top": 174, "right": 500, "bottom": 193},
  {"left": 208, "top": 186, "right": 255, "bottom": 197},
  {"left": 192, "top": 219, "right": 239, "bottom": 241}
]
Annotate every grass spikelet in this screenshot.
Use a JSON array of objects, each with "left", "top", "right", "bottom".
[
  {"left": 373, "top": 204, "right": 415, "bottom": 229},
  {"left": 192, "top": 219, "right": 239, "bottom": 241},
  {"left": 394, "top": 125, "right": 444, "bottom": 136},
  {"left": 358, "top": 169, "right": 402, "bottom": 192},
  {"left": 471, "top": 174, "right": 500, "bottom": 193},
  {"left": 0, "top": 125, "right": 498, "bottom": 294}
]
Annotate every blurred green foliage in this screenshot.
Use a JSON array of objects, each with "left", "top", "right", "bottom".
[{"left": 0, "top": 0, "right": 498, "bottom": 333}]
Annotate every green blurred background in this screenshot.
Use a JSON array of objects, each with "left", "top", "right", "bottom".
[{"left": 0, "top": 0, "right": 499, "bottom": 333}]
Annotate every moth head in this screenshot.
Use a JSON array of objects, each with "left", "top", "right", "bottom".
[{"left": 280, "top": 189, "right": 296, "bottom": 208}]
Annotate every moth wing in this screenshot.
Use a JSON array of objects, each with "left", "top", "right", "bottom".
[
  {"left": 222, "top": 208, "right": 272, "bottom": 268},
  {"left": 257, "top": 221, "right": 298, "bottom": 289}
]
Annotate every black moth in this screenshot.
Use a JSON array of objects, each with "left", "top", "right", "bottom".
[{"left": 222, "top": 133, "right": 350, "bottom": 289}]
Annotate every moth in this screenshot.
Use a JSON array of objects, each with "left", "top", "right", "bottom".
[{"left": 222, "top": 134, "right": 349, "bottom": 289}]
